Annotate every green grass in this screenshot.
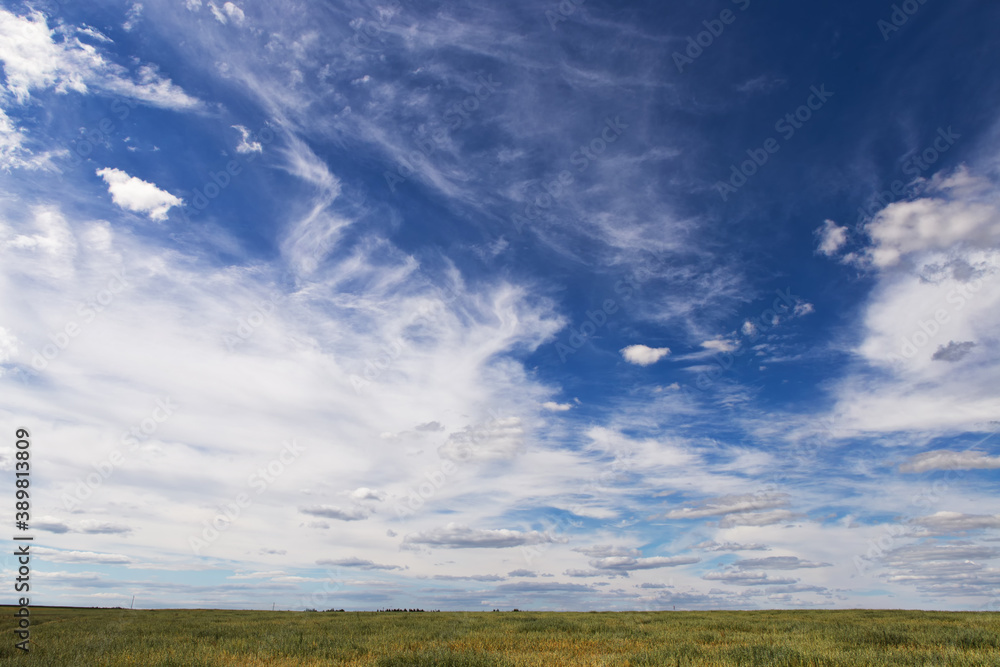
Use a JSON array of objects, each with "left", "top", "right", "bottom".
[{"left": 0, "top": 607, "right": 997, "bottom": 666}]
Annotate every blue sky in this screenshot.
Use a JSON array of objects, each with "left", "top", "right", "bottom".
[{"left": 1, "top": 0, "right": 999, "bottom": 611}]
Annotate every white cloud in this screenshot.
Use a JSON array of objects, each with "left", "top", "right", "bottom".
[
  {"left": 912, "top": 511, "right": 1000, "bottom": 535},
  {"left": 815, "top": 219, "right": 848, "bottom": 256},
  {"left": 0, "top": 326, "right": 18, "bottom": 364},
  {"left": 437, "top": 417, "right": 525, "bottom": 462},
  {"left": 0, "top": 9, "right": 199, "bottom": 109},
  {"left": 663, "top": 493, "right": 789, "bottom": 520},
  {"left": 900, "top": 449, "right": 1000, "bottom": 473},
  {"left": 702, "top": 571, "right": 798, "bottom": 586},
  {"left": 588, "top": 556, "right": 699, "bottom": 571},
  {"left": 717, "top": 510, "right": 800, "bottom": 528},
  {"left": 401, "top": 523, "right": 562, "bottom": 549},
  {"left": 349, "top": 487, "right": 386, "bottom": 501},
  {"left": 0, "top": 107, "right": 64, "bottom": 171},
  {"left": 232, "top": 124, "right": 262, "bottom": 154},
  {"left": 620, "top": 344, "right": 671, "bottom": 366},
  {"left": 123, "top": 3, "right": 144, "bottom": 32},
  {"left": 96, "top": 167, "right": 182, "bottom": 221},
  {"left": 541, "top": 401, "right": 573, "bottom": 412},
  {"left": 823, "top": 164, "right": 1000, "bottom": 437},
  {"left": 33, "top": 547, "right": 131, "bottom": 564},
  {"left": 865, "top": 167, "right": 1000, "bottom": 268},
  {"left": 700, "top": 338, "right": 736, "bottom": 353},
  {"left": 300, "top": 505, "right": 371, "bottom": 521},
  {"left": 210, "top": 2, "right": 246, "bottom": 25}
]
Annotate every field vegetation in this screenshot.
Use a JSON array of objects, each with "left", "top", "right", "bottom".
[{"left": 1, "top": 606, "right": 998, "bottom": 666}]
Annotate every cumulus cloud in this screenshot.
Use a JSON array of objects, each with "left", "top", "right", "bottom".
[
  {"left": 33, "top": 547, "right": 131, "bottom": 564},
  {"left": 588, "top": 556, "right": 700, "bottom": 571},
  {"left": 437, "top": 417, "right": 524, "bottom": 462},
  {"left": 401, "top": 523, "right": 562, "bottom": 549},
  {"left": 35, "top": 516, "right": 72, "bottom": 533},
  {"left": 316, "top": 557, "right": 403, "bottom": 570},
  {"left": 541, "top": 401, "right": 573, "bottom": 412},
  {"left": 573, "top": 545, "right": 640, "bottom": 558},
  {"left": 864, "top": 167, "right": 1000, "bottom": 267},
  {"left": 703, "top": 571, "right": 798, "bottom": 586},
  {"left": 730, "top": 556, "right": 830, "bottom": 570},
  {"left": 815, "top": 219, "right": 848, "bottom": 256},
  {"left": 414, "top": 421, "right": 445, "bottom": 432},
  {"left": 232, "top": 124, "right": 263, "bottom": 154},
  {"left": 95, "top": 167, "right": 182, "bottom": 221},
  {"left": 662, "top": 493, "right": 789, "bottom": 520},
  {"left": 78, "top": 520, "right": 132, "bottom": 534},
  {"left": 717, "top": 510, "right": 800, "bottom": 528},
  {"left": 507, "top": 569, "right": 536, "bottom": 577},
  {"left": 911, "top": 511, "right": 1000, "bottom": 535},
  {"left": 620, "top": 344, "right": 671, "bottom": 366},
  {"left": 695, "top": 541, "right": 769, "bottom": 552},
  {"left": 932, "top": 340, "right": 976, "bottom": 362},
  {"left": 300, "top": 505, "right": 371, "bottom": 521},
  {"left": 349, "top": 487, "right": 386, "bottom": 501},
  {"left": 899, "top": 450, "right": 1000, "bottom": 473}
]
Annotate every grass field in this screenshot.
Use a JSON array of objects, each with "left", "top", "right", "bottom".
[{"left": 1, "top": 607, "right": 998, "bottom": 666}]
